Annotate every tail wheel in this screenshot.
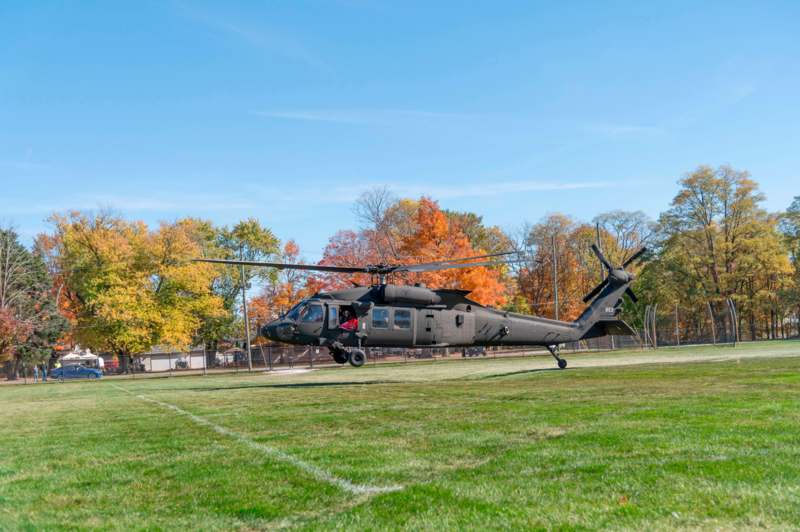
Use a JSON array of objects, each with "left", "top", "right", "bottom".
[{"left": 348, "top": 349, "right": 366, "bottom": 367}]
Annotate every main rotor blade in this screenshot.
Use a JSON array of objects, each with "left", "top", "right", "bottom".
[
  {"left": 590, "top": 243, "right": 613, "bottom": 271},
  {"left": 622, "top": 247, "right": 648, "bottom": 268},
  {"left": 395, "top": 258, "right": 522, "bottom": 274},
  {"left": 582, "top": 279, "right": 609, "bottom": 303},
  {"left": 193, "top": 258, "right": 368, "bottom": 274},
  {"left": 408, "top": 251, "right": 517, "bottom": 269},
  {"left": 625, "top": 287, "right": 639, "bottom": 304}
]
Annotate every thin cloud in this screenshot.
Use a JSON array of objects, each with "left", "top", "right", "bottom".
[
  {"left": 584, "top": 123, "right": 665, "bottom": 137},
  {"left": 173, "top": 2, "right": 325, "bottom": 70},
  {"left": 251, "top": 109, "right": 480, "bottom": 125},
  {"left": 0, "top": 160, "right": 52, "bottom": 171},
  {"left": 386, "top": 180, "right": 618, "bottom": 200},
  {"left": 0, "top": 194, "right": 256, "bottom": 216},
  {"left": 253, "top": 180, "right": 620, "bottom": 206}
]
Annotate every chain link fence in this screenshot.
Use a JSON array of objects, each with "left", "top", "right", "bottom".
[{"left": 98, "top": 298, "right": 799, "bottom": 376}]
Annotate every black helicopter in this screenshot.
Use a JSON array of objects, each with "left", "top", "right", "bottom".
[{"left": 198, "top": 244, "right": 645, "bottom": 369}]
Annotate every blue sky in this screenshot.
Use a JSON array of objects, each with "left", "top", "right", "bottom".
[{"left": 2, "top": 1, "right": 799, "bottom": 259}]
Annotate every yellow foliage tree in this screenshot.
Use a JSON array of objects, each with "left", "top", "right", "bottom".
[{"left": 46, "top": 212, "right": 225, "bottom": 369}]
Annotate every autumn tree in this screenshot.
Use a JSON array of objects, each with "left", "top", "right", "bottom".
[
  {"left": 394, "top": 198, "right": 508, "bottom": 306},
  {"left": 179, "top": 218, "right": 280, "bottom": 350},
  {"left": 45, "top": 212, "right": 225, "bottom": 370},
  {"left": 779, "top": 196, "right": 800, "bottom": 335},
  {"left": 249, "top": 240, "right": 320, "bottom": 336},
  {"left": 511, "top": 214, "right": 596, "bottom": 320},
  {"left": 592, "top": 210, "right": 656, "bottom": 266},
  {"left": 353, "top": 186, "right": 402, "bottom": 262},
  {"left": 317, "top": 229, "right": 378, "bottom": 289},
  {"left": 318, "top": 195, "right": 510, "bottom": 306},
  {"left": 0, "top": 227, "right": 67, "bottom": 379},
  {"left": 648, "top": 165, "right": 792, "bottom": 340}
]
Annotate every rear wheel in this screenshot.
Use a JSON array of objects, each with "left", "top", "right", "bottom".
[{"left": 348, "top": 349, "right": 366, "bottom": 367}]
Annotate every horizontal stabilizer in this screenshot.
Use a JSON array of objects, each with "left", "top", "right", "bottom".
[{"left": 580, "top": 319, "right": 636, "bottom": 340}]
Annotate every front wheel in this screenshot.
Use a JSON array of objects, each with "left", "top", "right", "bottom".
[
  {"left": 332, "top": 349, "right": 349, "bottom": 364},
  {"left": 348, "top": 349, "right": 366, "bottom": 368},
  {"left": 557, "top": 359, "right": 567, "bottom": 369}
]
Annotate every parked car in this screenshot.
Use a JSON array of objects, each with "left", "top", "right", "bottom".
[
  {"left": 51, "top": 365, "right": 103, "bottom": 380},
  {"left": 462, "top": 346, "right": 487, "bottom": 357}
]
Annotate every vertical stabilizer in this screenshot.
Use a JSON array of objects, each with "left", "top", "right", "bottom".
[{"left": 574, "top": 245, "right": 645, "bottom": 340}]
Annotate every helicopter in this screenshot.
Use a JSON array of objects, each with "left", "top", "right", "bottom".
[{"left": 197, "top": 244, "right": 646, "bottom": 369}]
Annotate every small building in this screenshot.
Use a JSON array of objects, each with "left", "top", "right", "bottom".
[{"left": 140, "top": 345, "right": 211, "bottom": 372}]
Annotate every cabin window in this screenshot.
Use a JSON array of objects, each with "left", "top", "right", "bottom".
[
  {"left": 301, "top": 303, "right": 324, "bottom": 323},
  {"left": 372, "top": 308, "right": 390, "bottom": 329},
  {"left": 327, "top": 306, "right": 338, "bottom": 328},
  {"left": 456, "top": 314, "right": 464, "bottom": 327},
  {"left": 394, "top": 309, "right": 411, "bottom": 329}
]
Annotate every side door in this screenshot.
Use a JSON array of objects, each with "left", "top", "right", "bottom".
[
  {"left": 365, "top": 306, "right": 392, "bottom": 346},
  {"left": 390, "top": 308, "right": 414, "bottom": 347},
  {"left": 414, "top": 309, "right": 440, "bottom": 345},
  {"left": 367, "top": 307, "right": 415, "bottom": 347}
]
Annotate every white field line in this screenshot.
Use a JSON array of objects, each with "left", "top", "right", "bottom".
[{"left": 110, "top": 384, "right": 401, "bottom": 495}]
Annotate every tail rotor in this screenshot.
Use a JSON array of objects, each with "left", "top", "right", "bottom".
[{"left": 582, "top": 245, "right": 647, "bottom": 304}]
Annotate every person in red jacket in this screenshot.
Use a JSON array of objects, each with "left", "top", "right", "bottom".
[{"left": 340, "top": 309, "right": 358, "bottom": 332}]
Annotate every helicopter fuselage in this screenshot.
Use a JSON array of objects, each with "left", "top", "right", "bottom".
[
  {"left": 202, "top": 243, "right": 643, "bottom": 369},
  {"left": 261, "top": 284, "right": 583, "bottom": 352}
]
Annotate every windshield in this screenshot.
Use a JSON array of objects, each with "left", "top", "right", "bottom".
[
  {"left": 285, "top": 300, "right": 307, "bottom": 321},
  {"left": 300, "top": 303, "right": 324, "bottom": 323}
]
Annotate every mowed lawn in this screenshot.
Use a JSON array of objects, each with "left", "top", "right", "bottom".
[{"left": 1, "top": 342, "right": 799, "bottom": 530}]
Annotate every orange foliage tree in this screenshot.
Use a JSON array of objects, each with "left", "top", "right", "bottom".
[{"left": 315, "top": 196, "right": 510, "bottom": 306}]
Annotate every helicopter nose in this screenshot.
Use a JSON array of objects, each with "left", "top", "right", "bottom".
[{"left": 261, "top": 322, "right": 278, "bottom": 341}]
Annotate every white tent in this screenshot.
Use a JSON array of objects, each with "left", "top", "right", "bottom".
[{"left": 60, "top": 348, "right": 98, "bottom": 365}]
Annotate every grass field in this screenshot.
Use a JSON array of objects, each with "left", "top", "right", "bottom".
[{"left": 1, "top": 341, "right": 799, "bottom": 530}]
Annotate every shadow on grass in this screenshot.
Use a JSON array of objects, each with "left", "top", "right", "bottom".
[
  {"left": 182, "top": 380, "right": 402, "bottom": 392},
  {"left": 472, "top": 367, "right": 564, "bottom": 380},
  {"left": 150, "top": 370, "right": 565, "bottom": 392}
]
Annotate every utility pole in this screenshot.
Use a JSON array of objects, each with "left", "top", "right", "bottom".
[
  {"left": 651, "top": 304, "right": 658, "bottom": 349},
  {"left": 675, "top": 303, "right": 680, "bottom": 346},
  {"left": 707, "top": 301, "right": 716, "bottom": 345},
  {"left": 551, "top": 235, "right": 559, "bottom": 321},
  {"left": 240, "top": 247, "right": 253, "bottom": 372}
]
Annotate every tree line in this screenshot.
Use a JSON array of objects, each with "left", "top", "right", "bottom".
[{"left": 1, "top": 165, "right": 798, "bottom": 378}]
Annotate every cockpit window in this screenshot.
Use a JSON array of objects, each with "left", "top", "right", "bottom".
[
  {"left": 300, "top": 303, "right": 324, "bottom": 323},
  {"left": 286, "top": 300, "right": 307, "bottom": 321}
]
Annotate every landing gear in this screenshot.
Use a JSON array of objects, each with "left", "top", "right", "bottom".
[
  {"left": 328, "top": 340, "right": 366, "bottom": 367},
  {"left": 332, "top": 349, "right": 348, "bottom": 364},
  {"left": 547, "top": 345, "right": 567, "bottom": 369},
  {"left": 329, "top": 342, "right": 349, "bottom": 364},
  {"left": 348, "top": 349, "right": 366, "bottom": 367}
]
